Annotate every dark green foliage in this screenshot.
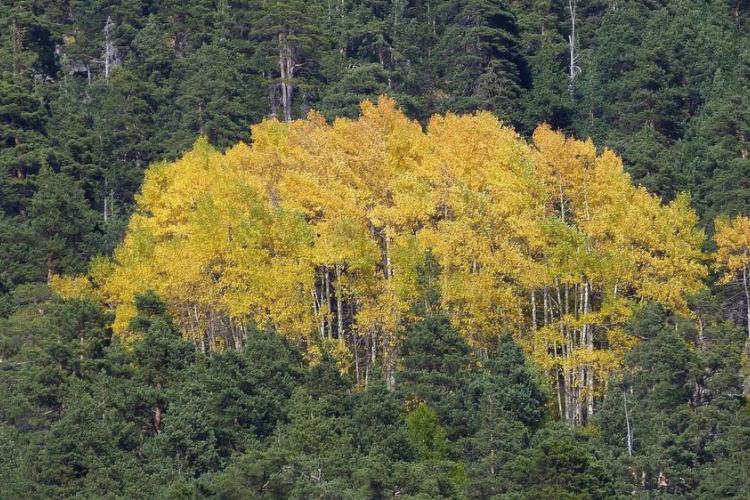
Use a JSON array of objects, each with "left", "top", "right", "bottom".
[
  {"left": 465, "top": 337, "right": 548, "bottom": 430},
  {"left": 172, "top": 41, "right": 265, "bottom": 150},
  {"left": 433, "top": 0, "right": 528, "bottom": 124},
  {"left": 1, "top": 294, "right": 748, "bottom": 497},
  {"left": 681, "top": 68, "right": 750, "bottom": 219},
  {"left": 29, "top": 167, "right": 100, "bottom": 277},
  {"left": 512, "top": 0, "right": 571, "bottom": 132},
  {"left": 502, "top": 423, "right": 614, "bottom": 499},
  {"left": 157, "top": 328, "right": 300, "bottom": 475},
  {"left": 130, "top": 291, "right": 195, "bottom": 388},
  {"left": 459, "top": 337, "right": 550, "bottom": 497},
  {"left": 575, "top": 0, "right": 750, "bottom": 202},
  {"left": 406, "top": 402, "right": 449, "bottom": 460},
  {"left": 397, "top": 313, "right": 472, "bottom": 437},
  {"left": 595, "top": 306, "right": 750, "bottom": 496},
  {"left": 0, "top": 75, "right": 51, "bottom": 215}
]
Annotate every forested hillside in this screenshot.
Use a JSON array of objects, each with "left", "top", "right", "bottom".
[{"left": 2, "top": 1, "right": 750, "bottom": 498}]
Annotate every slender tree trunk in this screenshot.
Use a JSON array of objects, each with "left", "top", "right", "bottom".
[
  {"left": 568, "top": 0, "right": 579, "bottom": 97},
  {"left": 285, "top": 46, "right": 294, "bottom": 122},
  {"left": 103, "top": 16, "right": 119, "bottom": 80},
  {"left": 383, "top": 227, "right": 395, "bottom": 391},
  {"left": 556, "top": 281, "right": 572, "bottom": 424},
  {"left": 354, "top": 331, "right": 360, "bottom": 384},
  {"left": 153, "top": 378, "right": 164, "bottom": 433},
  {"left": 624, "top": 392, "right": 633, "bottom": 456},
  {"left": 103, "top": 177, "right": 109, "bottom": 223},
  {"left": 743, "top": 266, "right": 750, "bottom": 339},
  {"left": 313, "top": 286, "right": 325, "bottom": 339},
  {"left": 584, "top": 281, "right": 593, "bottom": 420},
  {"left": 208, "top": 310, "right": 217, "bottom": 352},
  {"left": 555, "top": 346, "right": 564, "bottom": 419},
  {"left": 154, "top": 405, "right": 162, "bottom": 434},
  {"left": 278, "top": 33, "right": 294, "bottom": 123},
  {"left": 324, "top": 265, "right": 332, "bottom": 339},
  {"left": 335, "top": 263, "right": 344, "bottom": 339}
]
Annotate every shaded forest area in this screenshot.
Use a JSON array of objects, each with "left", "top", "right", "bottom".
[{"left": 2, "top": 1, "right": 750, "bottom": 498}]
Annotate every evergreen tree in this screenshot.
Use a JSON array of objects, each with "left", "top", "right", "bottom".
[
  {"left": 433, "top": 0, "right": 528, "bottom": 124},
  {"left": 681, "top": 68, "right": 750, "bottom": 219},
  {"left": 249, "top": 0, "right": 325, "bottom": 122},
  {"left": 397, "top": 314, "right": 472, "bottom": 438},
  {"left": 29, "top": 166, "right": 100, "bottom": 279}
]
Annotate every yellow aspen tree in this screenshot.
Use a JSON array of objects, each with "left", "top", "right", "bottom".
[
  {"left": 714, "top": 215, "right": 750, "bottom": 338},
  {"left": 531, "top": 124, "right": 706, "bottom": 424}
]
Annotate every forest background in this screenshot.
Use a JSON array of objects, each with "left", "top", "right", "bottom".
[{"left": 2, "top": 1, "right": 750, "bottom": 497}]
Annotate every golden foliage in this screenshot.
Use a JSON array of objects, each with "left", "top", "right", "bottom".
[
  {"left": 714, "top": 215, "right": 750, "bottom": 284},
  {"left": 67, "top": 98, "right": 707, "bottom": 398}
]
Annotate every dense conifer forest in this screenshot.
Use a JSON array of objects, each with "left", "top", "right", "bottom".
[{"left": 2, "top": 1, "right": 750, "bottom": 498}]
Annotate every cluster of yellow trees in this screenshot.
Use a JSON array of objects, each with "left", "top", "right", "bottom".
[{"left": 57, "top": 98, "right": 750, "bottom": 424}]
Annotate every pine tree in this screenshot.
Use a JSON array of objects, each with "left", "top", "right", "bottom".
[
  {"left": 29, "top": 166, "right": 100, "bottom": 280},
  {"left": 250, "top": 0, "right": 325, "bottom": 122},
  {"left": 433, "top": 0, "right": 528, "bottom": 124}
]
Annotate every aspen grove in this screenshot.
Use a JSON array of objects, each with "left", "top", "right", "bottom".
[{"left": 60, "top": 98, "right": 707, "bottom": 425}]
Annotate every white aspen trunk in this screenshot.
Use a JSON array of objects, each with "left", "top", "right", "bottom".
[
  {"left": 558, "top": 173, "right": 566, "bottom": 223},
  {"left": 207, "top": 311, "right": 216, "bottom": 352},
  {"left": 192, "top": 304, "right": 201, "bottom": 345},
  {"left": 232, "top": 321, "right": 241, "bottom": 351},
  {"left": 324, "top": 265, "right": 332, "bottom": 339},
  {"left": 103, "top": 16, "right": 120, "bottom": 81},
  {"left": 384, "top": 228, "right": 393, "bottom": 280},
  {"left": 744, "top": 266, "right": 750, "bottom": 339},
  {"left": 555, "top": 341, "right": 564, "bottom": 419},
  {"left": 312, "top": 287, "right": 325, "bottom": 339},
  {"left": 562, "top": 292, "right": 576, "bottom": 424},
  {"left": 195, "top": 304, "right": 206, "bottom": 354},
  {"left": 546, "top": 286, "right": 564, "bottom": 420},
  {"left": 103, "top": 177, "right": 109, "bottom": 223},
  {"left": 285, "top": 47, "right": 294, "bottom": 122},
  {"left": 354, "top": 332, "right": 361, "bottom": 384},
  {"left": 278, "top": 33, "right": 293, "bottom": 123},
  {"left": 531, "top": 289, "right": 537, "bottom": 331},
  {"left": 624, "top": 392, "right": 633, "bottom": 456},
  {"left": 278, "top": 34, "right": 286, "bottom": 118},
  {"left": 584, "top": 281, "right": 593, "bottom": 420},
  {"left": 335, "top": 263, "right": 344, "bottom": 339},
  {"left": 384, "top": 227, "right": 395, "bottom": 391}
]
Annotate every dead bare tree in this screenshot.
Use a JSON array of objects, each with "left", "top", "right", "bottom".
[
  {"left": 568, "top": 0, "right": 581, "bottom": 97},
  {"left": 103, "top": 16, "right": 121, "bottom": 80}
]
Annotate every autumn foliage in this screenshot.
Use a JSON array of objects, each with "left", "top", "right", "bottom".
[{"left": 63, "top": 98, "right": 707, "bottom": 423}]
